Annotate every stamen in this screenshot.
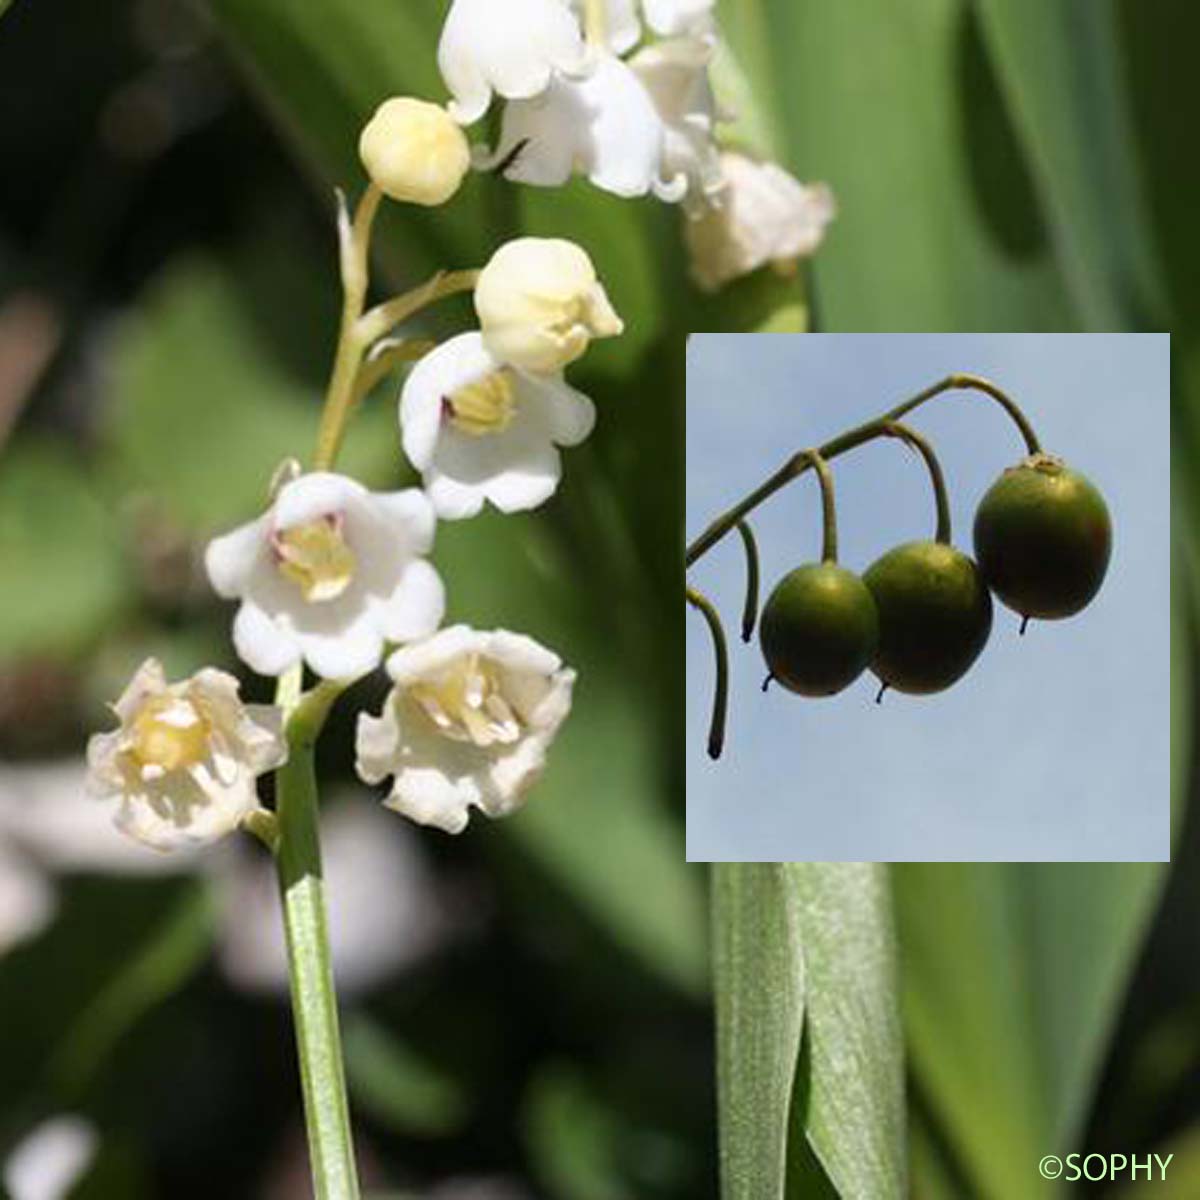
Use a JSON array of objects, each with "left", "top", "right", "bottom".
[
  {"left": 409, "top": 654, "right": 523, "bottom": 748},
  {"left": 446, "top": 371, "right": 517, "bottom": 436},
  {"left": 274, "top": 515, "right": 357, "bottom": 602},
  {"left": 130, "top": 696, "right": 209, "bottom": 773}
]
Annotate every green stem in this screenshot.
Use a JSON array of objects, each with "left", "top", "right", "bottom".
[
  {"left": 355, "top": 269, "right": 479, "bottom": 347},
  {"left": 880, "top": 421, "right": 951, "bottom": 544},
  {"left": 274, "top": 668, "right": 357, "bottom": 1200},
  {"left": 312, "top": 184, "right": 382, "bottom": 472},
  {"left": 685, "top": 373, "right": 1039, "bottom": 566},
  {"left": 687, "top": 586, "right": 730, "bottom": 760},
  {"left": 735, "top": 521, "right": 760, "bottom": 643},
  {"left": 804, "top": 450, "right": 838, "bottom": 563}
]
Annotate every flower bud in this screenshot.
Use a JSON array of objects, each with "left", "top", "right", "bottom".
[
  {"left": 358, "top": 97, "right": 471, "bottom": 206},
  {"left": 474, "top": 238, "right": 623, "bottom": 373}
]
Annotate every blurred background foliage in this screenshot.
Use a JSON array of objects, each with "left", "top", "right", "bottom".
[{"left": 0, "top": 0, "right": 1193, "bottom": 1197}]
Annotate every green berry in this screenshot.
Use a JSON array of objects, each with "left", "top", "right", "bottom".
[
  {"left": 973, "top": 454, "right": 1112, "bottom": 622},
  {"left": 760, "top": 563, "right": 879, "bottom": 696},
  {"left": 863, "top": 541, "right": 993, "bottom": 694}
]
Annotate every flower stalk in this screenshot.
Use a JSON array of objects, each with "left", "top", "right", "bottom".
[
  {"left": 274, "top": 667, "right": 358, "bottom": 1200},
  {"left": 685, "top": 373, "right": 1039, "bottom": 567},
  {"left": 686, "top": 585, "right": 729, "bottom": 760}
]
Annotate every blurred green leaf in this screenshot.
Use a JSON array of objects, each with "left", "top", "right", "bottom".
[
  {"left": 0, "top": 877, "right": 213, "bottom": 1111},
  {"left": 342, "top": 1012, "right": 467, "bottom": 1138},
  {"left": 726, "top": 0, "right": 1073, "bottom": 330},
  {"left": 104, "top": 255, "right": 399, "bottom": 536},
  {"left": 974, "top": 0, "right": 1166, "bottom": 329},
  {"left": 894, "top": 862, "right": 1165, "bottom": 1199},
  {"left": 1171, "top": 500, "right": 1192, "bottom": 844},
  {"left": 712, "top": 863, "right": 905, "bottom": 1200},
  {"left": 47, "top": 880, "right": 216, "bottom": 1099},
  {"left": 0, "top": 439, "right": 133, "bottom": 663},
  {"left": 207, "top": 0, "right": 491, "bottom": 277},
  {"left": 1119, "top": 1125, "right": 1200, "bottom": 1199},
  {"left": 431, "top": 509, "right": 704, "bottom": 995},
  {"left": 524, "top": 1063, "right": 632, "bottom": 1200},
  {"left": 105, "top": 257, "right": 315, "bottom": 532}
]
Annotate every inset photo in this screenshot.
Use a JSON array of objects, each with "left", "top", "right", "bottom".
[{"left": 686, "top": 333, "right": 1169, "bottom": 862}]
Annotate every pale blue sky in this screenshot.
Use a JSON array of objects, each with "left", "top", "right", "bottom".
[{"left": 686, "top": 334, "right": 1170, "bottom": 862}]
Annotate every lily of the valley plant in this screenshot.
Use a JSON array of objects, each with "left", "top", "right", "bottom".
[{"left": 85, "top": 1, "right": 834, "bottom": 1195}]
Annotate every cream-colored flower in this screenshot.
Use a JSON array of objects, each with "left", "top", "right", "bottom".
[
  {"left": 356, "top": 626, "right": 575, "bottom": 834},
  {"left": 358, "top": 97, "right": 471, "bottom": 206},
  {"left": 685, "top": 151, "right": 836, "bottom": 291},
  {"left": 477, "top": 52, "right": 687, "bottom": 203},
  {"left": 399, "top": 331, "right": 595, "bottom": 519},
  {"left": 438, "top": 0, "right": 588, "bottom": 125},
  {"left": 474, "top": 237, "right": 622, "bottom": 373},
  {"left": 85, "top": 660, "right": 286, "bottom": 852},
  {"left": 629, "top": 36, "right": 724, "bottom": 216},
  {"left": 205, "top": 473, "right": 444, "bottom": 680}
]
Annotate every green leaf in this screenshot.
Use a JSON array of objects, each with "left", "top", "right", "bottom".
[
  {"left": 1118, "top": 1125, "right": 1200, "bottom": 1199},
  {"left": 432, "top": 509, "right": 705, "bottom": 996},
  {"left": 894, "top": 862, "right": 1166, "bottom": 1200},
  {"left": 342, "top": 1013, "right": 468, "bottom": 1138},
  {"left": 524, "top": 1063, "right": 633, "bottom": 1200},
  {"left": 47, "top": 881, "right": 216, "bottom": 1099},
  {"left": 0, "top": 877, "right": 214, "bottom": 1109},
  {"left": 712, "top": 864, "right": 805, "bottom": 1200},
  {"left": 103, "top": 254, "right": 399, "bottom": 536},
  {"left": 712, "top": 863, "right": 905, "bottom": 1200},
  {"left": 0, "top": 439, "right": 133, "bottom": 663},
  {"left": 788, "top": 865, "right": 906, "bottom": 1199},
  {"left": 207, "top": 0, "right": 493, "bottom": 277},
  {"left": 730, "top": 0, "right": 1073, "bottom": 331},
  {"left": 974, "top": 0, "right": 1167, "bottom": 329}
]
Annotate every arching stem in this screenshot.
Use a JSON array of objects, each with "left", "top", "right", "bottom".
[
  {"left": 687, "top": 586, "right": 729, "bottom": 760},
  {"left": 804, "top": 450, "right": 838, "bottom": 562},
  {"left": 685, "top": 373, "right": 1041, "bottom": 567},
  {"left": 735, "top": 520, "right": 760, "bottom": 643},
  {"left": 881, "top": 421, "right": 951, "bottom": 544}
]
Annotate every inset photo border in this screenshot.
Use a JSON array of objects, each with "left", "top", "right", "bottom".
[{"left": 686, "top": 333, "right": 1170, "bottom": 863}]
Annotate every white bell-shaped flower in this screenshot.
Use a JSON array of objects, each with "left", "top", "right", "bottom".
[
  {"left": 438, "top": 0, "right": 589, "bottom": 125},
  {"left": 629, "top": 36, "right": 724, "bottom": 215},
  {"left": 206, "top": 473, "right": 444, "bottom": 680},
  {"left": 399, "top": 331, "right": 595, "bottom": 520},
  {"left": 356, "top": 625, "right": 575, "bottom": 834},
  {"left": 478, "top": 52, "right": 686, "bottom": 202},
  {"left": 685, "top": 151, "right": 836, "bottom": 292},
  {"left": 85, "top": 659, "right": 287, "bottom": 852},
  {"left": 475, "top": 237, "right": 623, "bottom": 373}
]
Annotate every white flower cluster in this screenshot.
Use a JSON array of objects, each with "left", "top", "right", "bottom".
[
  {"left": 437, "top": 0, "right": 834, "bottom": 288},
  {"left": 89, "top": 229, "right": 611, "bottom": 842},
  {"left": 86, "top": 0, "right": 837, "bottom": 853}
]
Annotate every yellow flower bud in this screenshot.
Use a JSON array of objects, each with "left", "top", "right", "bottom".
[
  {"left": 474, "top": 238, "right": 624, "bottom": 373},
  {"left": 358, "top": 97, "right": 471, "bottom": 207}
]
